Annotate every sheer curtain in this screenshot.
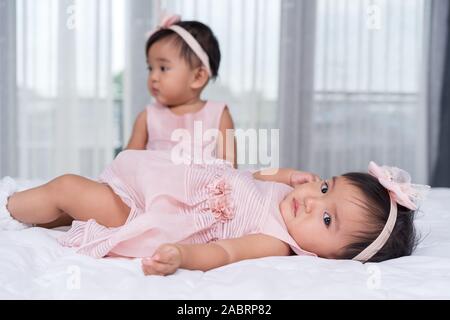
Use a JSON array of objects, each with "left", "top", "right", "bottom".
[
  {"left": 4, "top": 0, "right": 280, "bottom": 179},
  {"left": 279, "top": 0, "right": 316, "bottom": 170},
  {"left": 125, "top": 0, "right": 282, "bottom": 170},
  {"left": 123, "top": 0, "right": 155, "bottom": 141},
  {"left": 280, "top": 0, "right": 429, "bottom": 183},
  {"left": 3, "top": 0, "right": 435, "bottom": 182},
  {"left": 0, "top": 0, "right": 18, "bottom": 177},
  {"left": 430, "top": 0, "right": 450, "bottom": 187},
  {"left": 15, "top": 0, "right": 115, "bottom": 180}
]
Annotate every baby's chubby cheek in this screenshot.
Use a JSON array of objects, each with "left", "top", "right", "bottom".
[{"left": 280, "top": 192, "right": 295, "bottom": 220}]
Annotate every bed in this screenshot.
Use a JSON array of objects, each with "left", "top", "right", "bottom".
[{"left": 1, "top": 180, "right": 450, "bottom": 299}]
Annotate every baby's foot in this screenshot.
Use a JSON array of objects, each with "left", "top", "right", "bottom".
[{"left": 0, "top": 177, "right": 33, "bottom": 230}]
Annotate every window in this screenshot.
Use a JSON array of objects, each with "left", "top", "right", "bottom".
[{"left": 16, "top": 0, "right": 118, "bottom": 179}]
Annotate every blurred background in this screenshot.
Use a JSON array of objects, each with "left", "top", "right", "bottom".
[{"left": 0, "top": 0, "right": 449, "bottom": 186}]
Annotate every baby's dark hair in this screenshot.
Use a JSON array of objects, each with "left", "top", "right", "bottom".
[
  {"left": 338, "top": 172, "right": 418, "bottom": 262},
  {"left": 145, "top": 21, "right": 221, "bottom": 79}
]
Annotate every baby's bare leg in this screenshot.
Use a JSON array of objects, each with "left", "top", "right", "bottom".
[
  {"left": 7, "top": 174, "right": 130, "bottom": 228},
  {"left": 37, "top": 214, "right": 74, "bottom": 229}
]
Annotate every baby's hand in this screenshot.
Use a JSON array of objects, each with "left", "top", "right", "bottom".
[
  {"left": 290, "top": 170, "right": 321, "bottom": 187},
  {"left": 141, "top": 244, "right": 182, "bottom": 276}
]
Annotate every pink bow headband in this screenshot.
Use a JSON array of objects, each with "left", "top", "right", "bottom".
[
  {"left": 147, "top": 14, "right": 212, "bottom": 77},
  {"left": 353, "top": 161, "right": 429, "bottom": 262}
]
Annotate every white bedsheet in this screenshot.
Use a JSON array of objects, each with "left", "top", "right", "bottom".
[{"left": 1, "top": 181, "right": 449, "bottom": 299}]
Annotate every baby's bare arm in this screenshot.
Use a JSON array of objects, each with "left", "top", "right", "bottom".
[
  {"left": 253, "top": 168, "right": 296, "bottom": 185},
  {"left": 217, "top": 107, "right": 237, "bottom": 168},
  {"left": 125, "top": 111, "right": 148, "bottom": 150},
  {"left": 253, "top": 168, "right": 320, "bottom": 187},
  {"left": 141, "top": 234, "right": 290, "bottom": 276}
]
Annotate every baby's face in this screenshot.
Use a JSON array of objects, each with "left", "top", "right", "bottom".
[
  {"left": 280, "top": 176, "right": 369, "bottom": 258},
  {"left": 147, "top": 39, "right": 198, "bottom": 106}
]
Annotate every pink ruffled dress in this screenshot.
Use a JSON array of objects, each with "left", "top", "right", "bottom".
[
  {"left": 145, "top": 100, "right": 227, "bottom": 157},
  {"left": 58, "top": 150, "right": 316, "bottom": 259}
]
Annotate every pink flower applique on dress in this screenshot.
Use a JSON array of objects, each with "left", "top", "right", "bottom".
[{"left": 206, "top": 178, "right": 235, "bottom": 222}]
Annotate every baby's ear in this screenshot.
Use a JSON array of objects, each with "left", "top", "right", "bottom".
[{"left": 191, "top": 67, "right": 209, "bottom": 90}]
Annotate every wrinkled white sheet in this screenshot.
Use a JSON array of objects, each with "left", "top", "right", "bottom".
[{"left": 1, "top": 181, "right": 449, "bottom": 299}]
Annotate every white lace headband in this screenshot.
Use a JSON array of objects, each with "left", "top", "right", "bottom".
[
  {"left": 353, "top": 161, "right": 430, "bottom": 262},
  {"left": 147, "top": 14, "right": 212, "bottom": 77}
]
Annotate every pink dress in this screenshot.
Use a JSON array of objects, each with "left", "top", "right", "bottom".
[
  {"left": 145, "top": 101, "right": 227, "bottom": 158},
  {"left": 58, "top": 150, "right": 316, "bottom": 259}
]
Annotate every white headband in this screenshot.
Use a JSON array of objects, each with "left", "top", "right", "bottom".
[
  {"left": 148, "top": 14, "right": 212, "bottom": 77},
  {"left": 353, "top": 161, "right": 429, "bottom": 262}
]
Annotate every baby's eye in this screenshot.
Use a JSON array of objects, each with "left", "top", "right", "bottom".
[
  {"left": 160, "top": 66, "right": 168, "bottom": 72},
  {"left": 320, "top": 181, "right": 329, "bottom": 194},
  {"left": 323, "top": 212, "right": 332, "bottom": 227},
  {"left": 147, "top": 66, "right": 152, "bottom": 72}
]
